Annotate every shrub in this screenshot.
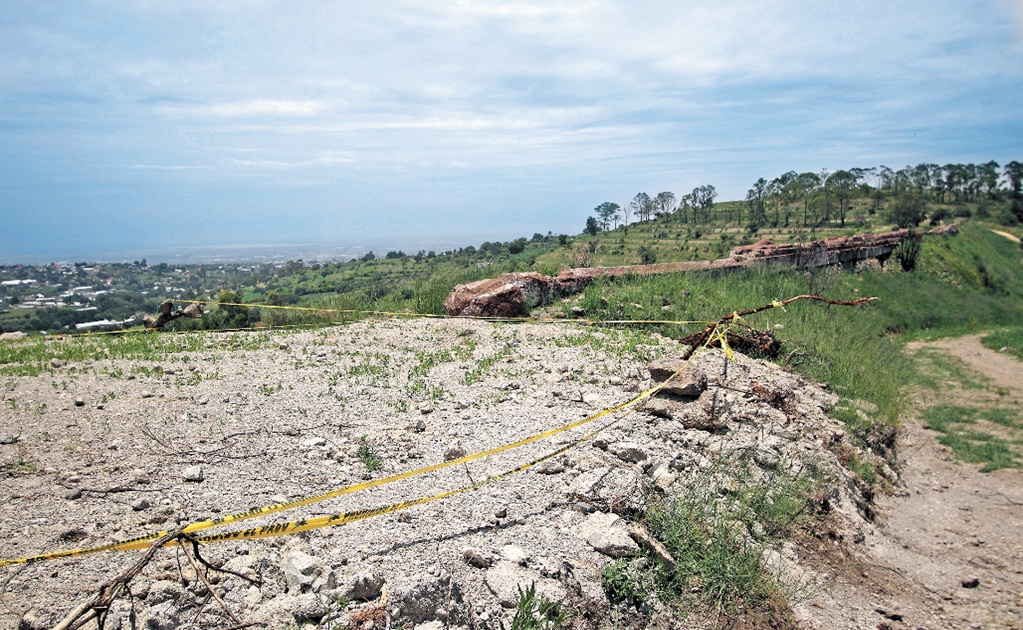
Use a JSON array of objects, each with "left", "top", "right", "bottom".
[{"left": 893, "top": 236, "right": 921, "bottom": 271}]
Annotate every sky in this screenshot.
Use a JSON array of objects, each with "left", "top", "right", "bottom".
[{"left": 1, "top": 1, "right": 1022, "bottom": 263}]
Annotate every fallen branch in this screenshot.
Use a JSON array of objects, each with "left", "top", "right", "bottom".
[
  {"left": 53, "top": 526, "right": 186, "bottom": 630},
  {"left": 681, "top": 294, "right": 876, "bottom": 361}
]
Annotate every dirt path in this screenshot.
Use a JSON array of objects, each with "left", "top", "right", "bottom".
[
  {"left": 992, "top": 229, "right": 1021, "bottom": 244},
  {"left": 807, "top": 335, "right": 1023, "bottom": 628}
]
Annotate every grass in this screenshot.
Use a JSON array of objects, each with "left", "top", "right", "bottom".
[
  {"left": 601, "top": 455, "right": 822, "bottom": 626},
  {"left": 356, "top": 436, "right": 383, "bottom": 472},
  {"left": 922, "top": 405, "right": 1022, "bottom": 472},
  {"left": 982, "top": 326, "right": 1023, "bottom": 360}
]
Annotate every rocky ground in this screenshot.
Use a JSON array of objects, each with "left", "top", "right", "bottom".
[{"left": 0, "top": 319, "right": 1020, "bottom": 629}]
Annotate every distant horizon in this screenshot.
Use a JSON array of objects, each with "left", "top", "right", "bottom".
[{"left": 0, "top": 231, "right": 542, "bottom": 266}]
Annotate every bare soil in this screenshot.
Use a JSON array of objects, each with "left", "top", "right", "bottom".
[{"left": 1, "top": 324, "right": 1021, "bottom": 629}]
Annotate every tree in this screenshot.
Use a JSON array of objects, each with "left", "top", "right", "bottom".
[
  {"left": 794, "top": 172, "right": 821, "bottom": 225},
  {"left": 1005, "top": 161, "right": 1023, "bottom": 222},
  {"left": 887, "top": 193, "right": 928, "bottom": 228},
  {"left": 630, "top": 193, "right": 652, "bottom": 222},
  {"left": 584, "top": 216, "right": 601, "bottom": 235},
  {"left": 594, "top": 202, "right": 621, "bottom": 231},
  {"left": 653, "top": 192, "right": 676, "bottom": 218},
  {"left": 745, "top": 178, "right": 769, "bottom": 227},
  {"left": 826, "top": 170, "right": 858, "bottom": 226},
  {"left": 690, "top": 185, "right": 717, "bottom": 222}
]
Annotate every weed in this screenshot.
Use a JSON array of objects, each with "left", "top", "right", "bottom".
[
  {"left": 487, "top": 582, "right": 570, "bottom": 630},
  {"left": 356, "top": 436, "right": 382, "bottom": 472},
  {"left": 600, "top": 455, "right": 823, "bottom": 624}
]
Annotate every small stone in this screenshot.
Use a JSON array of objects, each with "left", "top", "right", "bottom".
[
  {"left": 444, "top": 447, "right": 466, "bottom": 461},
  {"left": 494, "top": 507, "right": 508, "bottom": 519},
  {"left": 283, "top": 426, "right": 299, "bottom": 436},
  {"left": 0, "top": 433, "right": 18, "bottom": 445},
  {"left": 410, "top": 419, "right": 427, "bottom": 433},
  {"left": 609, "top": 442, "right": 647, "bottom": 464},
  {"left": 646, "top": 359, "right": 707, "bottom": 397},
  {"left": 419, "top": 402, "right": 434, "bottom": 414},
  {"left": 74, "top": 398, "right": 85, "bottom": 407},
  {"left": 302, "top": 437, "right": 327, "bottom": 447},
  {"left": 582, "top": 392, "right": 601, "bottom": 405},
  {"left": 753, "top": 448, "right": 781, "bottom": 469},
  {"left": 463, "top": 548, "right": 492, "bottom": 568},
  {"left": 961, "top": 577, "right": 980, "bottom": 588},
  {"left": 397, "top": 512, "right": 413, "bottom": 523},
  {"left": 132, "top": 498, "right": 151, "bottom": 512},
  {"left": 50, "top": 358, "right": 64, "bottom": 368},
  {"left": 535, "top": 459, "right": 565, "bottom": 475},
  {"left": 577, "top": 512, "right": 639, "bottom": 558},
  {"left": 63, "top": 488, "right": 83, "bottom": 500},
  {"left": 183, "top": 465, "right": 204, "bottom": 482}
]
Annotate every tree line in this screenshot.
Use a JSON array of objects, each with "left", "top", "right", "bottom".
[{"left": 586, "top": 160, "right": 1023, "bottom": 234}]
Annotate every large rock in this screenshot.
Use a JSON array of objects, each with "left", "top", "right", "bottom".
[
  {"left": 444, "top": 272, "right": 585, "bottom": 318},
  {"left": 576, "top": 512, "right": 639, "bottom": 558},
  {"left": 646, "top": 359, "right": 707, "bottom": 397},
  {"left": 390, "top": 573, "right": 464, "bottom": 626}
]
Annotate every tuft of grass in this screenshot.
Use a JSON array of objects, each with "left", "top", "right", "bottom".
[
  {"left": 601, "top": 456, "right": 822, "bottom": 625},
  {"left": 356, "top": 436, "right": 382, "bottom": 472},
  {"left": 488, "top": 582, "right": 570, "bottom": 630}
]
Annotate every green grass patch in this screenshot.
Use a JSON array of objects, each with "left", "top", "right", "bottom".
[
  {"left": 982, "top": 326, "right": 1023, "bottom": 360},
  {"left": 601, "top": 455, "right": 822, "bottom": 625},
  {"left": 922, "top": 405, "right": 1022, "bottom": 471}
]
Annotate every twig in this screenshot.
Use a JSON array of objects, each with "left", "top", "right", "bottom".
[
  {"left": 180, "top": 535, "right": 241, "bottom": 625},
  {"left": 53, "top": 526, "right": 186, "bottom": 630}
]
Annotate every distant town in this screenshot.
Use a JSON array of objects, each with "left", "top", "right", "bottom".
[{"left": 0, "top": 260, "right": 292, "bottom": 334}]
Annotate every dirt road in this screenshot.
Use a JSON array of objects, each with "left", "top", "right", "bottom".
[{"left": 799, "top": 335, "right": 1023, "bottom": 628}]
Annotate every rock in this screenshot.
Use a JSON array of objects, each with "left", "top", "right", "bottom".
[
  {"left": 63, "top": 488, "right": 83, "bottom": 500},
  {"left": 418, "top": 402, "right": 434, "bottom": 414},
  {"left": 0, "top": 433, "right": 18, "bottom": 445},
  {"left": 535, "top": 459, "right": 565, "bottom": 474},
  {"left": 338, "top": 571, "right": 386, "bottom": 601},
  {"left": 609, "top": 442, "right": 647, "bottom": 464},
  {"left": 753, "top": 448, "right": 781, "bottom": 469},
  {"left": 302, "top": 437, "right": 327, "bottom": 447},
  {"left": 142, "top": 601, "right": 182, "bottom": 630},
  {"left": 0, "top": 331, "right": 26, "bottom": 341},
  {"left": 646, "top": 462, "right": 677, "bottom": 490},
  {"left": 500, "top": 545, "right": 529, "bottom": 565},
  {"left": 640, "top": 398, "right": 678, "bottom": 419},
  {"left": 582, "top": 392, "right": 602, "bottom": 405},
  {"left": 17, "top": 609, "right": 46, "bottom": 630},
  {"left": 74, "top": 398, "right": 85, "bottom": 407},
  {"left": 646, "top": 360, "right": 707, "bottom": 397},
  {"left": 485, "top": 561, "right": 564, "bottom": 608},
  {"left": 183, "top": 465, "right": 204, "bottom": 482},
  {"left": 443, "top": 446, "right": 466, "bottom": 461},
  {"left": 49, "top": 358, "right": 64, "bottom": 369},
  {"left": 577, "top": 512, "right": 639, "bottom": 558},
  {"left": 391, "top": 573, "right": 463, "bottom": 625},
  {"left": 409, "top": 419, "right": 427, "bottom": 433},
  {"left": 147, "top": 579, "right": 184, "bottom": 604},
  {"left": 463, "top": 548, "right": 493, "bottom": 569},
  {"left": 627, "top": 523, "right": 678, "bottom": 573},
  {"left": 961, "top": 577, "right": 980, "bottom": 588},
  {"left": 283, "top": 549, "right": 334, "bottom": 594},
  {"left": 132, "top": 498, "right": 151, "bottom": 512}
]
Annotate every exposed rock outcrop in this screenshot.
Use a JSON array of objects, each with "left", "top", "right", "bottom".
[{"left": 445, "top": 226, "right": 956, "bottom": 317}]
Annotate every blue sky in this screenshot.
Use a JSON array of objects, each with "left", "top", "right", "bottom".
[{"left": 2, "top": 1, "right": 1021, "bottom": 263}]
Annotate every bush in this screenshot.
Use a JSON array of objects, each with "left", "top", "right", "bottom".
[{"left": 893, "top": 236, "right": 921, "bottom": 271}]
